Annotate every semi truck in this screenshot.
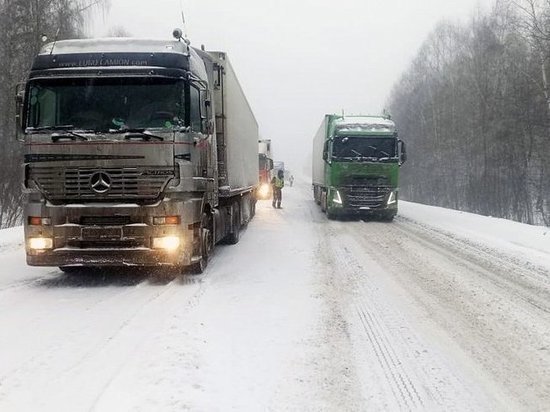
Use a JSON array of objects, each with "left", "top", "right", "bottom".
[
  {"left": 273, "top": 160, "right": 285, "bottom": 176},
  {"left": 312, "top": 114, "right": 406, "bottom": 220},
  {"left": 257, "top": 138, "right": 273, "bottom": 199},
  {"left": 16, "top": 31, "right": 259, "bottom": 274}
]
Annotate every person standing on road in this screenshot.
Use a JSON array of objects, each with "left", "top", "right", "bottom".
[{"left": 271, "top": 169, "right": 285, "bottom": 209}]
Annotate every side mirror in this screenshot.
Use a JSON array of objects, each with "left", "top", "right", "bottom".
[
  {"left": 322, "top": 140, "right": 329, "bottom": 162},
  {"left": 398, "top": 139, "right": 407, "bottom": 164},
  {"left": 15, "top": 83, "right": 25, "bottom": 140},
  {"left": 202, "top": 119, "right": 214, "bottom": 135}
]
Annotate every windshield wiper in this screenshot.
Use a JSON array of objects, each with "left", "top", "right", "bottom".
[
  {"left": 27, "top": 125, "right": 90, "bottom": 141},
  {"left": 368, "top": 145, "right": 390, "bottom": 158},
  {"left": 109, "top": 128, "right": 164, "bottom": 141},
  {"left": 51, "top": 132, "right": 88, "bottom": 142},
  {"left": 27, "top": 125, "right": 80, "bottom": 133}
]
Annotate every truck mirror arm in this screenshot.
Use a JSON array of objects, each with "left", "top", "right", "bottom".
[{"left": 14, "top": 83, "right": 25, "bottom": 141}]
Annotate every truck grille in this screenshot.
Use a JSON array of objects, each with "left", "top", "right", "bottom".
[
  {"left": 342, "top": 176, "right": 390, "bottom": 187},
  {"left": 31, "top": 166, "right": 174, "bottom": 203},
  {"left": 80, "top": 216, "right": 133, "bottom": 226},
  {"left": 342, "top": 186, "right": 391, "bottom": 209}
]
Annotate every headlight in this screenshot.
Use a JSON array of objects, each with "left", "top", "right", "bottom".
[
  {"left": 29, "top": 237, "right": 53, "bottom": 250},
  {"left": 258, "top": 183, "right": 270, "bottom": 198},
  {"left": 152, "top": 236, "right": 181, "bottom": 251},
  {"left": 387, "top": 191, "right": 397, "bottom": 205}
]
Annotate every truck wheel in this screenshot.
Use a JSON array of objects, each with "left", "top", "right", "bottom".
[
  {"left": 314, "top": 187, "right": 321, "bottom": 204},
  {"left": 190, "top": 214, "right": 212, "bottom": 274},
  {"left": 225, "top": 203, "right": 241, "bottom": 245},
  {"left": 59, "top": 266, "right": 82, "bottom": 274},
  {"left": 320, "top": 192, "right": 327, "bottom": 212},
  {"left": 381, "top": 212, "right": 395, "bottom": 222},
  {"left": 250, "top": 198, "right": 256, "bottom": 218}
]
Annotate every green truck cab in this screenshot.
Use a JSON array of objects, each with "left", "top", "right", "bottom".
[{"left": 312, "top": 114, "right": 406, "bottom": 220}]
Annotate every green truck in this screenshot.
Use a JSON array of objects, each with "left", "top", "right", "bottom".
[{"left": 312, "top": 114, "right": 406, "bottom": 220}]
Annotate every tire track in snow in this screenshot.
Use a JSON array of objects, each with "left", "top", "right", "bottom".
[
  {"left": 318, "top": 217, "right": 505, "bottom": 410},
  {"left": 329, "top": 237, "right": 424, "bottom": 410},
  {"left": 0, "top": 271, "right": 58, "bottom": 294},
  {"left": 86, "top": 275, "right": 206, "bottom": 410},
  {"left": 0, "top": 272, "right": 205, "bottom": 409},
  {"left": 397, "top": 216, "right": 550, "bottom": 311},
  {"left": 0, "top": 275, "right": 147, "bottom": 387},
  {"left": 355, "top": 304, "right": 423, "bottom": 410},
  {"left": 398, "top": 215, "right": 550, "bottom": 280},
  {"left": 347, "top": 217, "right": 549, "bottom": 410}
]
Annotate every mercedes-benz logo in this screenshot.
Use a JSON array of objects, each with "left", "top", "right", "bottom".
[{"left": 89, "top": 171, "right": 112, "bottom": 194}]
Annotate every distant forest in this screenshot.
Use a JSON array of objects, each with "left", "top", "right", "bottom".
[
  {"left": 389, "top": 0, "right": 550, "bottom": 226},
  {"left": 0, "top": 0, "right": 106, "bottom": 228}
]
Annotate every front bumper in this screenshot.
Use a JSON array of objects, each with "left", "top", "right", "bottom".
[
  {"left": 24, "top": 197, "right": 200, "bottom": 268},
  {"left": 327, "top": 186, "right": 398, "bottom": 216},
  {"left": 27, "top": 247, "right": 187, "bottom": 267}
]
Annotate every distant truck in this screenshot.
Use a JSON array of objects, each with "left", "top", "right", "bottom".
[
  {"left": 258, "top": 139, "right": 273, "bottom": 199},
  {"left": 16, "top": 32, "right": 259, "bottom": 273},
  {"left": 273, "top": 160, "right": 285, "bottom": 176},
  {"left": 312, "top": 114, "right": 406, "bottom": 220}
]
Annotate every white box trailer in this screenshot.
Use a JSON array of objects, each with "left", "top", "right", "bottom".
[
  {"left": 312, "top": 115, "right": 330, "bottom": 187},
  {"left": 205, "top": 51, "right": 259, "bottom": 192}
]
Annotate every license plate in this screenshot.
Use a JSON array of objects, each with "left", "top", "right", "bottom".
[{"left": 82, "top": 227, "right": 122, "bottom": 240}]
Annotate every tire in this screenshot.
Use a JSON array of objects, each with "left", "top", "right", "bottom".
[
  {"left": 190, "top": 214, "right": 212, "bottom": 274},
  {"left": 313, "top": 186, "right": 321, "bottom": 204},
  {"left": 320, "top": 191, "right": 327, "bottom": 212},
  {"left": 59, "top": 266, "right": 82, "bottom": 274},
  {"left": 225, "top": 203, "right": 241, "bottom": 245},
  {"left": 380, "top": 212, "right": 396, "bottom": 222},
  {"left": 250, "top": 198, "right": 256, "bottom": 218}
]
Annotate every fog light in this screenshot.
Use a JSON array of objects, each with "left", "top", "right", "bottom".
[
  {"left": 152, "top": 236, "right": 180, "bottom": 250},
  {"left": 29, "top": 237, "right": 53, "bottom": 250}
]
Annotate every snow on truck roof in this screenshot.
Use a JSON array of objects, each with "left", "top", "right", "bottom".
[
  {"left": 334, "top": 116, "right": 396, "bottom": 133},
  {"left": 39, "top": 38, "right": 190, "bottom": 55},
  {"left": 36, "top": 38, "right": 208, "bottom": 80}
]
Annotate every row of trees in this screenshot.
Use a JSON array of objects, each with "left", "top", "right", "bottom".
[
  {"left": 0, "top": 0, "right": 106, "bottom": 228},
  {"left": 389, "top": 0, "right": 550, "bottom": 226}
]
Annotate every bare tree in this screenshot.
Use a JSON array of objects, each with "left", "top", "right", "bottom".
[
  {"left": 0, "top": 0, "right": 108, "bottom": 228},
  {"left": 389, "top": 1, "right": 550, "bottom": 225}
]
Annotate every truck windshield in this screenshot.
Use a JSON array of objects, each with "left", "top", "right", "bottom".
[
  {"left": 332, "top": 136, "right": 396, "bottom": 161},
  {"left": 26, "top": 77, "right": 185, "bottom": 132}
]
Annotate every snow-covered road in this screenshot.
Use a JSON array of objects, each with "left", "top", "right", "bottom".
[{"left": 0, "top": 180, "right": 549, "bottom": 411}]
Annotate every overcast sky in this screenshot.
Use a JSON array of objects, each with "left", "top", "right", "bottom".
[{"left": 92, "top": 0, "right": 493, "bottom": 173}]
